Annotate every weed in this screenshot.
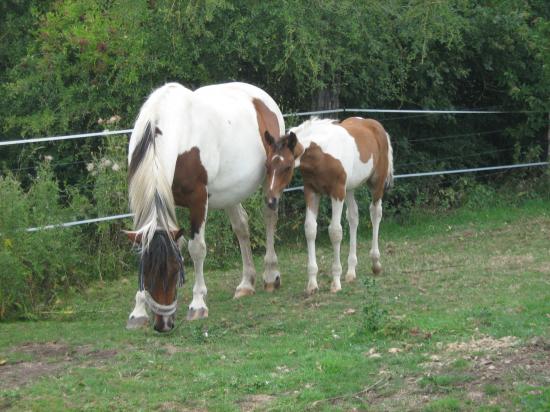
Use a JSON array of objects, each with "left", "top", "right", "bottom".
[{"left": 361, "top": 276, "right": 387, "bottom": 333}]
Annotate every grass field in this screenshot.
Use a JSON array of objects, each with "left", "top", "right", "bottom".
[{"left": 1, "top": 199, "right": 549, "bottom": 411}]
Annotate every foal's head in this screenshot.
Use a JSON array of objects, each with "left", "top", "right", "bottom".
[
  {"left": 127, "top": 229, "right": 185, "bottom": 332},
  {"left": 264, "top": 131, "right": 298, "bottom": 210}
]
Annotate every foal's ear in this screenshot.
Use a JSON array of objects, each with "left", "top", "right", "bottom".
[
  {"left": 287, "top": 132, "right": 297, "bottom": 152},
  {"left": 264, "top": 131, "right": 275, "bottom": 146},
  {"left": 124, "top": 230, "right": 142, "bottom": 244}
]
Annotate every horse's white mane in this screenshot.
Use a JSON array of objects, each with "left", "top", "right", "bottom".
[{"left": 128, "top": 83, "right": 187, "bottom": 250}]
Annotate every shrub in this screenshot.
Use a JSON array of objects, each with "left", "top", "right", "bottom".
[
  {"left": 87, "top": 136, "right": 134, "bottom": 279},
  {"left": 0, "top": 162, "right": 92, "bottom": 319}
]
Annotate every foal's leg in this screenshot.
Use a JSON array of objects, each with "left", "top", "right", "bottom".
[
  {"left": 126, "top": 290, "right": 149, "bottom": 329},
  {"left": 226, "top": 203, "right": 257, "bottom": 298},
  {"left": 345, "top": 191, "right": 359, "bottom": 282},
  {"left": 187, "top": 194, "right": 209, "bottom": 321},
  {"left": 305, "top": 190, "right": 320, "bottom": 295},
  {"left": 263, "top": 205, "right": 281, "bottom": 292},
  {"left": 329, "top": 197, "right": 345, "bottom": 293},
  {"left": 369, "top": 198, "right": 383, "bottom": 275}
]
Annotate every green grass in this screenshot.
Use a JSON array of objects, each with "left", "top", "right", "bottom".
[{"left": 1, "top": 199, "right": 549, "bottom": 411}]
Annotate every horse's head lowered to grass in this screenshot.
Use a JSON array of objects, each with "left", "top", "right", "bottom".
[{"left": 126, "top": 229, "right": 185, "bottom": 332}]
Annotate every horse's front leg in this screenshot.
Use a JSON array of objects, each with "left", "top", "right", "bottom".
[
  {"left": 227, "top": 203, "right": 257, "bottom": 298},
  {"left": 126, "top": 290, "right": 149, "bottom": 329},
  {"left": 329, "top": 197, "right": 345, "bottom": 293},
  {"left": 187, "top": 188, "right": 209, "bottom": 321},
  {"left": 304, "top": 189, "right": 320, "bottom": 295},
  {"left": 263, "top": 204, "right": 281, "bottom": 292}
]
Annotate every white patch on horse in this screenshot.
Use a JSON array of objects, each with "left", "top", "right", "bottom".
[
  {"left": 271, "top": 154, "right": 284, "bottom": 162},
  {"left": 269, "top": 169, "right": 277, "bottom": 191}
]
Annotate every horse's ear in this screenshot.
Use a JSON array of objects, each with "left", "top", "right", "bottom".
[
  {"left": 287, "top": 132, "right": 297, "bottom": 152},
  {"left": 264, "top": 131, "right": 275, "bottom": 146},
  {"left": 124, "top": 230, "right": 142, "bottom": 244},
  {"left": 171, "top": 228, "right": 185, "bottom": 241}
]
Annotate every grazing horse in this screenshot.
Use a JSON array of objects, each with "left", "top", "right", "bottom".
[
  {"left": 263, "top": 117, "right": 393, "bottom": 294},
  {"left": 125, "top": 82, "right": 285, "bottom": 332}
]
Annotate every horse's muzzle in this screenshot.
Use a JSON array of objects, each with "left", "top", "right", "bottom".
[{"left": 154, "top": 314, "right": 175, "bottom": 333}]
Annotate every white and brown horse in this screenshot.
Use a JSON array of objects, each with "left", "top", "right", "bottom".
[
  {"left": 264, "top": 117, "right": 394, "bottom": 294},
  {"left": 125, "top": 82, "right": 285, "bottom": 332}
]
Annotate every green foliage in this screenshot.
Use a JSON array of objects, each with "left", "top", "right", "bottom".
[
  {"left": 87, "top": 136, "right": 134, "bottom": 279},
  {"left": 0, "top": 163, "right": 93, "bottom": 319}
]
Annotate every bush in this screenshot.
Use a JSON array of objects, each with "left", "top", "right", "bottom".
[
  {"left": 0, "top": 162, "right": 92, "bottom": 319},
  {"left": 87, "top": 135, "right": 134, "bottom": 279}
]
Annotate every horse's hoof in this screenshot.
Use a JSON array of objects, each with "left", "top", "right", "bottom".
[
  {"left": 372, "top": 262, "right": 382, "bottom": 275},
  {"left": 345, "top": 273, "right": 356, "bottom": 283},
  {"left": 330, "top": 283, "right": 342, "bottom": 293},
  {"left": 263, "top": 276, "right": 281, "bottom": 292},
  {"left": 306, "top": 286, "right": 319, "bottom": 296},
  {"left": 126, "top": 316, "right": 149, "bottom": 330},
  {"left": 234, "top": 287, "right": 255, "bottom": 299},
  {"left": 186, "top": 307, "right": 208, "bottom": 321}
]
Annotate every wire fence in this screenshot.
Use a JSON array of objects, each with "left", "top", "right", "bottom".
[
  {"left": 23, "top": 161, "right": 549, "bottom": 232},
  {"left": 1, "top": 107, "right": 547, "bottom": 233},
  {"left": 0, "top": 107, "right": 533, "bottom": 147}
]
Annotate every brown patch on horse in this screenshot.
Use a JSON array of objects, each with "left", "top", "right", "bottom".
[
  {"left": 171, "top": 147, "right": 208, "bottom": 237},
  {"left": 300, "top": 142, "right": 346, "bottom": 201},
  {"left": 252, "top": 98, "right": 280, "bottom": 150},
  {"left": 339, "top": 117, "right": 390, "bottom": 201}
]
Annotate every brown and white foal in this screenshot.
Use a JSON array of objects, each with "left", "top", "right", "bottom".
[{"left": 264, "top": 117, "right": 394, "bottom": 294}]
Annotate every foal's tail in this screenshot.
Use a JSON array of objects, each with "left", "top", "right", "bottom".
[
  {"left": 128, "top": 84, "right": 185, "bottom": 250},
  {"left": 384, "top": 132, "right": 395, "bottom": 191}
]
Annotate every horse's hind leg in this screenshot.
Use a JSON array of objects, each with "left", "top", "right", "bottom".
[
  {"left": 187, "top": 191, "right": 209, "bottom": 321},
  {"left": 329, "top": 197, "right": 345, "bottom": 293},
  {"left": 369, "top": 198, "right": 383, "bottom": 275},
  {"left": 227, "top": 203, "right": 256, "bottom": 298},
  {"left": 345, "top": 191, "right": 358, "bottom": 282},
  {"left": 263, "top": 204, "right": 281, "bottom": 292}
]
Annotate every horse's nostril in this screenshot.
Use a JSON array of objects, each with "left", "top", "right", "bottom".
[{"left": 268, "top": 198, "right": 278, "bottom": 210}]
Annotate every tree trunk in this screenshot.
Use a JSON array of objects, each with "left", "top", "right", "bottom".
[{"left": 311, "top": 85, "right": 340, "bottom": 113}]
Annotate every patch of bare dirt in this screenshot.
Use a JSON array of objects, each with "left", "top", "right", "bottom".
[
  {"left": 0, "top": 341, "right": 117, "bottom": 390},
  {"left": 488, "top": 254, "right": 535, "bottom": 269},
  {"left": 368, "top": 337, "right": 550, "bottom": 411},
  {"left": 238, "top": 394, "right": 275, "bottom": 412},
  {"left": 445, "top": 335, "right": 519, "bottom": 353}
]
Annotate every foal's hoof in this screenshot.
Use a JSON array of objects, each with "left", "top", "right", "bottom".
[
  {"left": 330, "top": 282, "right": 342, "bottom": 293},
  {"left": 345, "top": 273, "right": 357, "bottom": 283},
  {"left": 126, "top": 316, "right": 149, "bottom": 330},
  {"left": 234, "top": 287, "right": 255, "bottom": 299},
  {"left": 264, "top": 276, "right": 281, "bottom": 292},
  {"left": 186, "top": 307, "right": 208, "bottom": 321},
  {"left": 372, "top": 262, "right": 382, "bottom": 275}
]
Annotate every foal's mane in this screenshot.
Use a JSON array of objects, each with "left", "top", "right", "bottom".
[{"left": 289, "top": 117, "right": 338, "bottom": 136}]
